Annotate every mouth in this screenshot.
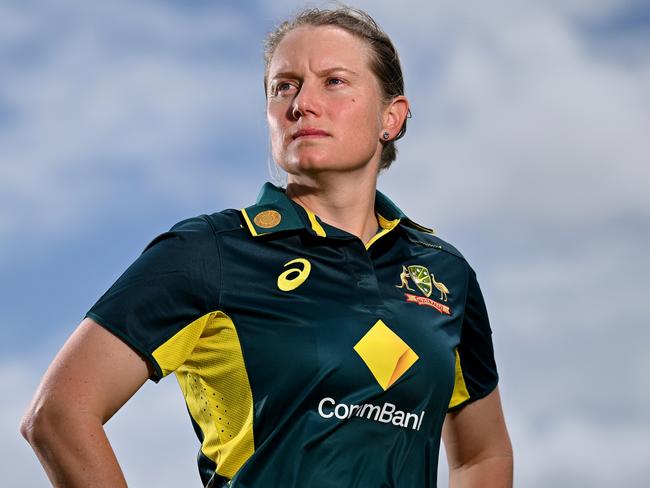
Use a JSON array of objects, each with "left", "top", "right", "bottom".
[{"left": 292, "top": 128, "right": 330, "bottom": 140}]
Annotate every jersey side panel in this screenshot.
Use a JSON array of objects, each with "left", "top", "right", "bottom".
[
  {"left": 448, "top": 348, "right": 471, "bottom": 408},
  {"left": 448, "top": 266, "right": 499, "bottom": 411},
  {"left": 166, "top": 311, "right": 255, "bottom": 481}
]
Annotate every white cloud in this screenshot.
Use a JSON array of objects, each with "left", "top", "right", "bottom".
[
  {"left": 0, "top": 0, "right": 266, "bottom": 263},
  {"left": 510, "top": 411, "right": 650, "bottom": 488},
  {"left": 380, "top": 2, "right": 650, "bottom": 228}
]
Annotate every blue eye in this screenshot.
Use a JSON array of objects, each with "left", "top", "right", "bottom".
[
  {"left": 274, "top": 82, "right": 297, "bottom": 95},
  {"left": 327, "top": 78, "right": 344, "bottom": 86}
]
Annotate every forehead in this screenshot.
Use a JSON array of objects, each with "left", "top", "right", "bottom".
[{"left": 268, "top": 25, "right": 372, "bottom": 76}]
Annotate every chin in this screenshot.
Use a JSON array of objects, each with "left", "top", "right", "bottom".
[
  {"left": 279, "top": 154, "right": 324, "bottom": 174},
  {"left": 281, "top": 153, "right": 371, "bottom": 175}
]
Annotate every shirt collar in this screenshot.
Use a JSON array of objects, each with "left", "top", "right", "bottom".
[{"left": 241, "top": 182, "right": 433, "bottom": 237}]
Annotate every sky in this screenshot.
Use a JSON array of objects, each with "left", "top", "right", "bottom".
[{"left": 1, "top": 0, "right": 649, "bottom": 486}]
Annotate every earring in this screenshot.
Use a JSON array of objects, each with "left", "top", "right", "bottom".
[{"left": 382, "top": 131, "right": 390, "bottom": 140}]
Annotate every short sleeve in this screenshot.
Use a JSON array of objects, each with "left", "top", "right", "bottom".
[
  {"left": 86, "top": 216, "right": 221, "bottom": 382},
  {"left": 448, "top": 266, "right": 499, "bottom": 411}
]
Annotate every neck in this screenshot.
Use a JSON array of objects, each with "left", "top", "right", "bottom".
[{"left": 285, "top": 168, "right": 380, "bottom": 244}]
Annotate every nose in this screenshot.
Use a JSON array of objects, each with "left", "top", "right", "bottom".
[{"left": 291, "top": 81, "right": 320, "bottom": 120}]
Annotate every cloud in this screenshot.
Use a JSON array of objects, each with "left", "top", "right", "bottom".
[
  {"left": 0, "top": 0, "right": 267, "bottom": 264},
  {"left": 379, "top": 1, "right": 650, "bottom": 229},
  {"left": 511, "top": 411, "right": 650, "bottom": 488}
]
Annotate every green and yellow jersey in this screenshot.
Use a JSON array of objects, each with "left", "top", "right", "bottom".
[{"left": 87, "top": 182, "right": 498, "bottom": 487}]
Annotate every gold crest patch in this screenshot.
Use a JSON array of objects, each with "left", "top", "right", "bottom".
[{"left": 254, "top": 210, "right": 281, "bottom": 229}]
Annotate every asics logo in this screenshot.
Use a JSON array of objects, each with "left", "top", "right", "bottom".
[{"left": 277, "top": 258, "right": 311, "bottom": 292}]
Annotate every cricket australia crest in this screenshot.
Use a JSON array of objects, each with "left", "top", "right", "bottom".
[{"left": 396, "top": 264, "right": 451, "bottom": 315}]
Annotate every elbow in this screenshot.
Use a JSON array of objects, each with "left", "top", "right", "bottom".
[
  {"left": 19, "top": 412, "right": 32, "bottom": 443},
  {"left": 21, "top": 396, "right": 104, "bottom": 450},
  {"left": 20, "top": 400, "right": 63, "bottom": 448},
  {"left": 20, "top": 405, "right": 48, "bottom": 446}
]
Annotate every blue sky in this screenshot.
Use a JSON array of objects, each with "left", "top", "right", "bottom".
[{"left": 2, "top": 0, "right": 649, "bottom": 486}]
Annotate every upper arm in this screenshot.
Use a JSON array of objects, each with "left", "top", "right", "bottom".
[
  {"left": 442, "top": 387, "right": 512, "bottom": 468},
  {"left": 26, "top": 318, "right": 152, "bottom": 425}
]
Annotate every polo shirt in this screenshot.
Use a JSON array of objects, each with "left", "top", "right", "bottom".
[{"left": 87, "top": 182, "right": 498, "bottom": 488}]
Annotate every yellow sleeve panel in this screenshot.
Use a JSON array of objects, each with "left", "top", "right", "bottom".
[
  {"left": 448, "top": 348, "right": 470, "bottom": 409},
  {"left": 154, "top": 311, "right": 255, "bottom": 480},
  {"left": 152, "top": 313, "right": 214, "bottom": 377}
]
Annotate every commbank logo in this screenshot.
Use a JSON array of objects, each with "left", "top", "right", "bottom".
[
  {"left": 353, "top": 320, "right": 419, "bottom": 391},
  {"left": 318, "top": 397, "right": 425, "bottom": 431},
  {"left": 316, "top": 321, "right": 425, "bottom": 432}
]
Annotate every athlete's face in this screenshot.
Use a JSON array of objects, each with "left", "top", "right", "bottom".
[{"left": 266, "top": 26, "right": 387, "bottom": 176}]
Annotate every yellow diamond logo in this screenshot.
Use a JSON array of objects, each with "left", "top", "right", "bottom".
[{"left": 353, "top": 320, "right": 419, "bottom": 391}]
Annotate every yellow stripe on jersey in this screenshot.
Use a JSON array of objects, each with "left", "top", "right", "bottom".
[
  {"left": 366, "top": 214, "right": 400, "bottom": 250},
  {"left": 448, "top": 348, "right": 470, "bottom": 408},
  {"left": 240, "top": 208, "right": 259, "bottom": 236},
  {"left": 153, "top": 312, "right": 255, "bottom": 480},
  {"left": 306, "top": 209, "right": 327, "bottom": 237}
]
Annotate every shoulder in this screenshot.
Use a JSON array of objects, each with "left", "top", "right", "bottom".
[
  {"left": 135, "top": 210, "right": 243, "bottom": 264},
  {"left": 168, "top": 209, "right": 242, "bottom": 235},
  {"left": 401, "top": 226, "right": 467, "bottom": 263},
  {"left": 201, "top": 208, "right": 245, "bottom": 235},
  {"left": 152, "top": 209, "right": 242, "bottom": 245}
]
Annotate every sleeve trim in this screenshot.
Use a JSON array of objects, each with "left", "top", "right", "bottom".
[
  {"left": 85, "top": 311, "right": 164, "bottom": 382},
  {"left": 447, "top": 377, "right": 499, "bottom": 412}
]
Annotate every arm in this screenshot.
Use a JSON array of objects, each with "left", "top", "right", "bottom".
[
  {"left": 20, "top": 318, "right": 153, "bottom": 488},
  {"left": 442, "top": 387, "right": 513, "bottom": 488}
]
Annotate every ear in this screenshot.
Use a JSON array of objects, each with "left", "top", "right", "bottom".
[{"left": 381, "top": 95, "right": 410, "bottom": 138}]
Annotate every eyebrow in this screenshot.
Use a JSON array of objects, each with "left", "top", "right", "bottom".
[{"left": 269, "top": 66, "right": 360, "bottom": 81}]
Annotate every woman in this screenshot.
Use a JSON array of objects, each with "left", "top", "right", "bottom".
[{"left": 21, "top": 6, "right": 513, "bottom": 487}]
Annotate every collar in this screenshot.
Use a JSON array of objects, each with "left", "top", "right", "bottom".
[{"left": 241, "top": 182, "right": 433, "bottom": 237}]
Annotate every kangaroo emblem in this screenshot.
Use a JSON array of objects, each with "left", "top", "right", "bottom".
[{"left": 395, "top": 265, "right": 415, "bottom": 291}]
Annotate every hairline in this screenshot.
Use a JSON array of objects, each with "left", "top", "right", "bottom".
[{"left": 264, "top": 24, "right": 388, "bottom": 101}]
